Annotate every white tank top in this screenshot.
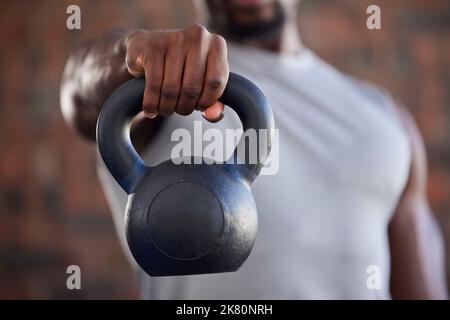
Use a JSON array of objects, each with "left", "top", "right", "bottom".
[{"left": 97, "top": 44, "right": 411, "bottom": 299}]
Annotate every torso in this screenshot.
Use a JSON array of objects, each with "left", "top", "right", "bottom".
[{"left": 97, "top": 44, "right": 411, "bottom": 299}]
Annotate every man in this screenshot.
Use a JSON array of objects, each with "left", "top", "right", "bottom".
[{"left": 60, "top": 0, "right": 448, "bottom": 299}]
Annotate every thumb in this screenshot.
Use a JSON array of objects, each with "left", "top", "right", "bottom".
[{"left": 202, "top": 101, "right": 224, "bottom": 123}]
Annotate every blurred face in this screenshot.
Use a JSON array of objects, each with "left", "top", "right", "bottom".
[{"left": 205, "top": 0, "right": 299, "bottom": 40}]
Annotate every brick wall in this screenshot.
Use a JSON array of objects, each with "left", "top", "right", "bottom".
[{"left": 0, "top": 0, "right": 448, "bottom": 299}]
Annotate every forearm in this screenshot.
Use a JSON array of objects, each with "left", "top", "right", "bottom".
[{"left": 60, "top": 28, "right": 136, "bottom": 141}]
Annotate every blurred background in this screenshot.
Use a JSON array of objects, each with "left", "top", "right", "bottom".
[{"left": 0, "top": 0, "right": 449, "bottom": 299}]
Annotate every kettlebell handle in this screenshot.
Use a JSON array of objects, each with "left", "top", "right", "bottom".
[{"left": 97, "top": 72, "right": 274, "bottom": 194}]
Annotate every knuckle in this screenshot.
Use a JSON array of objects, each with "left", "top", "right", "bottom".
[
  {"left": 126, "top": 34, "right": 142, "bottom": 51},
  {"left": 147, "top": 81, "right": 161, "bottom": 93},
  {"left": 186, "top": 23, "right": 208, "bottom": 39},
  {"left": 182, "top": 85, "right": 202, "bottom": 99},
  {"left": 206, "top": 78, "right": 224, "bottom": 91},
  {"left": 211, "top": 34, "right": 226, "bottom": 48},
  {"left": 161, "top": 85, "right": 179, "bottom": 99},
  {"left": 167, "top": 31, "right": 184, "bottom": 45},
  {"left": 125, "top": 50, "right": 141, "bottom": 68},
  {"left": 150, "top": 38, "right": 166, "bottom": 54}
]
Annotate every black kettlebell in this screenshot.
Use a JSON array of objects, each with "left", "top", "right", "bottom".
[{"left": 96, "top": 72, "right": 274, "bottom": 276}]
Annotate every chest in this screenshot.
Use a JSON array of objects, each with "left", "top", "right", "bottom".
[{"left": 258, "top": 78, "right": 411, "bottom": 205}]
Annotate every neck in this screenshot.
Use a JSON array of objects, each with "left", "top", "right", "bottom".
[
  {"left": 207, "top": 13, "right": 302, "bottom": 55},
  {"left": 245, "top": 19, "right": 302, "bottom": 55}
]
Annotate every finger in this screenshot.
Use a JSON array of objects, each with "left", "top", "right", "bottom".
[
  {"left": 126, "top": 53, "right": 145, "bottom": 78},
  {"left": 159, "top": 34, "right": 185, "bottom": 117},
  {"left": 176, "top": 30, "right": 209, "bottom": 115},
  {"left": 142, "top": 51, "right": 165, "bottom": 118},
  {"left": 125, "top": 32, "right": 147, "bottom": 78},
  {"left": 202, "top": 101, "right": 225, "bottom": 123},
  {"left": 197, "top": 35, "right": 228, "bottom": 110}
]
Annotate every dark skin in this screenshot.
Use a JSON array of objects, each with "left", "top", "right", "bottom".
[
  {"left": 60, "top": 25, "right": 227, "bottom": 149},
  {"left": 60, "top": 0, "right": 448, "bottom": 299},
  {"left": 389, "top": 104, "right": 448, "bottom": 298}
]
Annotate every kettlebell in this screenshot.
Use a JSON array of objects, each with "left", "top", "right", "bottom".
[{"left": 96, "top": 72, "right": 274, "bottom": 276}]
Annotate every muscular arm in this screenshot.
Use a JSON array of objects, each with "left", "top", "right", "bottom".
[{"left": 389, "top": 105, "right": 448, "bottom": 299}]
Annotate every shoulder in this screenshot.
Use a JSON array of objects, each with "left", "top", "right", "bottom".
[
  {"left": 345, "top": 74, "right": 393, "bottom": 108},
  {"left": 343, "top": 72, "right": 425, "bottom": 196},
  {"left": 392, "top": 101, "right": 428, "bottom": 197},
  {"left": 314, "top": 54, "right": 420, "bottom": 187},
  {"left": 310, "top": 53, "right": 398, "bottom": 113}
]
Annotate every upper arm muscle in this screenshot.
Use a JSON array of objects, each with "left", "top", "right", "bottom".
[{"left": 388, "top": 103, "right": 448, "bottom": 299}]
